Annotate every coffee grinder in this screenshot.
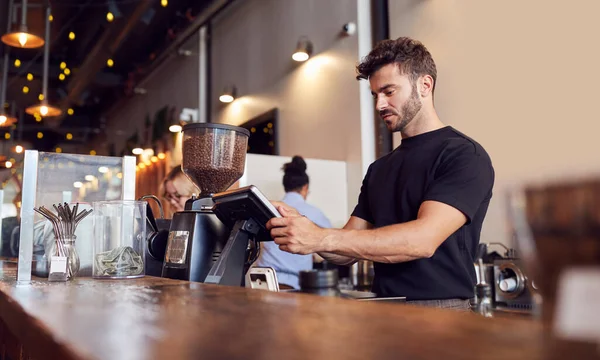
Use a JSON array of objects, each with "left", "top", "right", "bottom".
[{"left": 161, "top": 123, "right": 251, "bottom": 283}]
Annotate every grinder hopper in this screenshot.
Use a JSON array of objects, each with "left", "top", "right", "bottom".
[{"left": 181, "top": 123, "right": 250, "bottom": 199}]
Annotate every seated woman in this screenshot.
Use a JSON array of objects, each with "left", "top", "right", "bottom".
[
  {"left": 254, "top": 156, "right": 332, "bottom": 289},
  {"left": 161, "top": 165, "right": 197, "bottom": 215}
]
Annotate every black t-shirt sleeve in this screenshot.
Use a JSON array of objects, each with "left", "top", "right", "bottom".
[
  {"left": 351, "top": 164, "right": 375, "bottom": 224},
  {"left": 423, "top": 143, "right": 494, "bottom": 223}
]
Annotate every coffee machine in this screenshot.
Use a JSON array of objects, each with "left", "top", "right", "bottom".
[
  {"left": 161, "top": 123, "right": 251, "bottom": 284},
  {"left": 474, "top": 242, "right": 535, "bottom": 313}
]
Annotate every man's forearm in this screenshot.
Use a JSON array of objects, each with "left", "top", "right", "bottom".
[
  {"left": 316, "top": 251, "right": 357, "bottom": 266},
  {"left": 320, "top": 220, "right": 437, "bottom": 263}
]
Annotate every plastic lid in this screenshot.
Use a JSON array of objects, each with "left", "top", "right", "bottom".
[
  {"left": 299, "top": 269, "right": 339, "bottom": 289},
  {"left": 182, "top": 122, "right": 250, "bottom": 137}
]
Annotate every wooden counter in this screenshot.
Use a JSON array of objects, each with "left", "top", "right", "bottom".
[{"left": 0, "top": 262, "right": 579, "bottom": 360}]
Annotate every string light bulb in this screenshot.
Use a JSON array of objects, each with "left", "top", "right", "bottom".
[
  {"left": 106, "top": 58, "right": 114, "bottom": 67},
  {"left": 67, "top": 108, "right": 74, "bottom": 115},
  {"left": 106, "top": 12, "right": 114, "bottom": 22},
  {"left": 15, "top": 145, "right": 23, "bottom": 153},
  {"left": 161, "top": 0, "right": 168, "bottom": 7},
  {"left": 66, "top": 133, "right": 73, "bottom": 140},
  {"left": 59, "top": 73, "right": 65, "bottom": 81},
  {"left": 14, "top": 59, "right": 21, "bottom": 67},
  {"left": 68, "top": 32, "right": 75, "bottom": 40},
  {"left": 37, "top": 132, "right": 43, "bottom": 139},
  {"left": 27, "top": 73, "right": 33, "bottom": 81},
  {"left": 64, "top": 68, "right": 70, "bottom": 75},
  {"left": 60, "top": 62, "right": 66, "bottom": 70}
]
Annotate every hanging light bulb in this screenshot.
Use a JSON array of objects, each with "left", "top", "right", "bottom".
[
  {"left": 106, "top": 58, "right": 114, "bottom": 67},
  {"left": 292, "top": 36, "right": 313, "bottom": 62},
  {"left": 14, "top": 59, "right": 21, "bottom": 67},
  {"left": 60, "top": 62, "right": 66, "bottom": 70},
  {"left": 66, "top": 133, "right": 73, "bottom": 140},
  {"left": 1, "top": 6, "right": 23, "bottom": 128},
  {"left": 68, "top": 31, "right": 75, "bottom": 40},
  {"left": 106, "top": 12, "right": 114, "bottom": 22},
  {"left": 15, "top": 145, "right": 23, "bottom": 153},
  {"left": 25, "top": 5, "right": 62, "bottom": 118},
  {"left": 5, "top": 161, "right": 12, "bottom": 169},
  {"left": 1, "top": 1, "right": 44, "bottom": 49}
]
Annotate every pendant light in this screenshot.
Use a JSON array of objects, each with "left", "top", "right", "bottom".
[
  {"left": 1, "top": 0, "right": 44, "bottom": 49},
  {"left": 25, "top": 5, "right": 61, "bottom": 117},
  {"left": 0, "top": 0, "right": 18, "bottom": 127}
]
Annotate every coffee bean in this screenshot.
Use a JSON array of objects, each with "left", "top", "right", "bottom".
[{"left": 182, "top": 130, "right": 248, "bottom": 195}]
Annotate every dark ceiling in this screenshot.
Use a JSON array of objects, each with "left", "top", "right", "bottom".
[{"left": 1, "top": 0, "right": 215, "bottom": 153}]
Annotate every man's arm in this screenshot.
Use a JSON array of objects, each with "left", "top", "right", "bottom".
[
  {"left": 317, "top": 216, "right": 373, "bottom": 266},
  {"left": 320, "top": 201, "right": 466, "bottom": 262},
  {"left": 269, "top": 200, "right": 467, "bottom": 263}
]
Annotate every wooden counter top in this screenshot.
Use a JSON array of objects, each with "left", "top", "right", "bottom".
[{"left": 0, "top": 262, "right": 556, "bottom": 360}]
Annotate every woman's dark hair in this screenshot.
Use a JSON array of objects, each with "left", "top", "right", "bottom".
[{"left": 282, "top": 156, "right": 309, "bottom": 192}]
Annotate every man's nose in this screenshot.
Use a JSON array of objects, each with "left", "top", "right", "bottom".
[{"left": 375, "top": 95, "right": 388, "bottom": 111}]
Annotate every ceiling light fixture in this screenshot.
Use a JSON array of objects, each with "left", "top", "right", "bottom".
[
  {"left": 1, "top": 0, "right": 44, "bottom": 49},
  {"left": 0, "top": 3, "right": 18, "bottom": 128},
  {"left": 219, "top": 85, "right": 236, "bottom": 103},
  {"left": 292, "top": 36, "right": 313, "bottom": 62},
  {"left": 25, "top": 6, "right": 61, "bottom": 118}
]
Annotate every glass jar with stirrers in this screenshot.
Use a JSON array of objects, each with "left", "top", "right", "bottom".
[{"left": 34, "top": 203, "right": 93, "bottom": 280}]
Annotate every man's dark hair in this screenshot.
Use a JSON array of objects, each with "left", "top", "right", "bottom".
[
  {"left": 356, "top": 37, "right": 437, "bottom": 93},
  {"left": 282, "top": 156, "right": 309, "bottom": 192}
]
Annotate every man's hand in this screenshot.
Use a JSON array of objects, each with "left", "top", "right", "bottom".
[
  {"left": 270, "top": 201, "right": 301, "bottom": 216},
  {"left": 266, "top": 206, "right": 329, "bottom": 255}
]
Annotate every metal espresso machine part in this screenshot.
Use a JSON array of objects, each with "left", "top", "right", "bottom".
[
  {"left": 161, "top": 123, "right": 251, "bottom": 283},
  {"left": 473, "top": 242, "right": 535, "bottom": 314}
]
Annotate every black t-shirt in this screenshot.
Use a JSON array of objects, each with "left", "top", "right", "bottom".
[{"left": 351, "top": 126, "right": 495, "bottom": 300}]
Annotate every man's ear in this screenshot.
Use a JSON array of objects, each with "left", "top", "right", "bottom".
[{"left": 419, "top": 75, "right": 434, "bottom": 98}]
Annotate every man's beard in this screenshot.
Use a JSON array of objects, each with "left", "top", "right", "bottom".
[{"left": 380, "top": 87, "right": 422, "bottom": 133}]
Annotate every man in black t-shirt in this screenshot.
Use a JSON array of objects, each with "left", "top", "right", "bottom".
[{"left": 267, "top": 37, "right": 494, "bottom": 310}]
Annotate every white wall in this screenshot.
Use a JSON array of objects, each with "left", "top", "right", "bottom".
[
  {"left": 210, "top": 0, "right": 365, "bottom": 216},
  {"left": 389, "top": 1, "right": 600, "bottom": 246},
  {"left": 240, "top": 154, "right": 348, "bottom": 228}
]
